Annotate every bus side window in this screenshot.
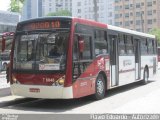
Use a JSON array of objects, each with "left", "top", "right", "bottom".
[
  {"left": 119, "top": 34, "right": 126, "bottom": 55},
  {"left": 141, "top": 38, "right": 148, "bottom": 55},
  {"left": 73, "top": 35, "right": 78, "bottom": 61},
  {"left": 148, "top": 39, "right": 153, "bottom": 54},
  {"left": 94, "top": 30, "right": 108, "bottom": 56},
  {"left": 153, "top": 40, "right": 157, "bottom": 54},
  {"left": 73, "top": 35, "right": 92, "bottom": 60},
  {"left": 81, "top": 36, "right": 92, "bottom": 60},
  {"left": 126, "top": 35, "right": 134, "bottom": 55}
]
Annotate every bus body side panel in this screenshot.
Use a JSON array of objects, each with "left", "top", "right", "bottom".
[
  {"left": 119, "top": 56, "right": 135, "bottom": 86},
  {"left": 71, "top": 18, "right": 108, "bottom": 98},
  {"left": 140, "top": 55, "right": 157, "bottom": 79},
  {"left": 72, "top": 56, "right": 110, "bottom": 98}
]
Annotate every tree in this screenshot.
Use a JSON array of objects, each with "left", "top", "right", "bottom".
[
  {"left": 46, "top": 10, "right": 71, "bottom": 16},
  {"left": 149, "top": 28, "right": 160, "bottom": 46},
  {"left": 9, "top": 0, "right": 24, "bottom": 13}
]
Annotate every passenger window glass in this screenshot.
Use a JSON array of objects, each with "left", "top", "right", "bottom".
[
  {"left": 81, "top": 36, "right": 92, "bottom": 60},
  {"left": 141, "top": 39, "right": 148, "bottom": 55},
  {"left": 148, "top": 39, "right": 153, "bottom": 54},
  {"left": 94, "top": 30, "right": 108, "bottom": 56},
  {"left": 125, "top": 35, "right": 134, "bottom": 55},
  {"left": 119, "top": 34, "right": 126, "bottom": 55}
]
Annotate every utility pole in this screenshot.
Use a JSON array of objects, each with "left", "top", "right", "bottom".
[
  {"left": 141, "top": 11, "right": 144, "bottom": 32},
  {"left": 93, "top": 0, "right": 98, "bottom": 21}
]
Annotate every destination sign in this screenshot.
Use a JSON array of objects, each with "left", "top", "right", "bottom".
[{"left": 17, "top": 20, "right": 71, "bottom": 31}]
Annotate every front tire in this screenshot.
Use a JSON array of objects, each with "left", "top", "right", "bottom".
[{"left": 93, "top": 74, "right": 105, "bottom": 100}]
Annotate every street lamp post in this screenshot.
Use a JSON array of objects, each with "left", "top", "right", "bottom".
[
  {"left": 141, "top": 11, "right": 144, "bottom": 32},
  {"left": 93, "top": 0, "right": 98, "bottom": 21}
]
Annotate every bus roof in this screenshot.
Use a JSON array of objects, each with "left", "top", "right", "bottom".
[
  {"left": 18, "top": 16, "right": 72, "bottom": 24},
  {"left": 18, "top": 16, "right": 107, "bottom": 29},
  {"left": 18, "top": 17, "right": 155, "bottom": 39},
  {"left": 108, "top": 25, "right": 155, "bottom": 39}
]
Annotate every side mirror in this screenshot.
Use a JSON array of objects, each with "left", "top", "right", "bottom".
[{"left": 78, "top": 36, "right": 84, "bottom": 53}]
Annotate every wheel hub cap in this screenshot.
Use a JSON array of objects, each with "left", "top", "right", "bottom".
[{"left": 97, "top": 80, "right": 104, "bottom": 95}]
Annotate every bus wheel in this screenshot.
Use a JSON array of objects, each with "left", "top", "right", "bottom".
[
  {"left": 93, "top": 74, "right": 105, "bottom": 100},
  {"left": 142, "top": 68, "right": 148, "bottom": 84},
  {"left": 3, "top": 63, "right": 7, "bottom": 71}
]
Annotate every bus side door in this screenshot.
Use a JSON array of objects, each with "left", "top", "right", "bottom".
[
  {"left": 135, "top": 38, "right": 141, "bottom": 80},
  {"left": 108, "top": 32, "right": 119, "bottom": 87}
]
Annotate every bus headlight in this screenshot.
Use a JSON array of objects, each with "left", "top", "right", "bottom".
[
  {"left": 57, "top": 79, "right": 64, "bottom": 85},
  {"left": 55, "top": 76, "right": 65, "bottom": 86}
]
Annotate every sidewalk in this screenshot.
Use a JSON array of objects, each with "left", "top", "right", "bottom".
[
  {"left": 0, "top": 88, "right": 11, "bottom": 98},
  {"left": 0, "top": 72, "right": 10, "bottom": 97},
  {"left": 0, "top": 71, "right": 6, "bottom": 75}
]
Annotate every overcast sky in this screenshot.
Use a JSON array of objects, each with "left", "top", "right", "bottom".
[{"left": 0, "top": 0, "right": 10, "bottom": 11}]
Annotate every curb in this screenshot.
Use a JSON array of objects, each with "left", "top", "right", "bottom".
[{"left": 0, "top": 88, "right": 11, "bottom": 98}]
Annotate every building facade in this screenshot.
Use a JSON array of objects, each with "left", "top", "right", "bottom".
[
  {"left": 0, "top": 11, "right": 20, "bottom": 33},
  {"left": 106, "top": 0, "right": 115, "bottom": 25},
  {"left": 21, "top": 0, "right": 115, "bottom": 25},
  {"left": 72, "top": 0, "right": 115, "bottom": 25},
  {"left": 0, "top": 11, "right": 19, "bottom": 57},
  {"left": 42, "top": 0, "right": 72, "bottom": 16},
  {"left": 114, "top": 0, "right": 160, "bottom": 33},
  {"left": 21, "top": 0, "right": 43, "bottom": 20}
]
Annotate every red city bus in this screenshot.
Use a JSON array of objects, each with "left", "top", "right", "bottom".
[{"left": 7, "top": 17, "right": 158, "bottom": 100}]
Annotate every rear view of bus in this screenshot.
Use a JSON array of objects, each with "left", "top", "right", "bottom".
[{"left": 9, "top": 17, "right": 73, "bottom": 99}]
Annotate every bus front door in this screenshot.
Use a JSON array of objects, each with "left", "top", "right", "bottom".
[
  {"left": 135, "top": 39, "right": 141, "bottom": 80},
  {"left": 109, "top": 34, "right": 118, "bottom": 86}
]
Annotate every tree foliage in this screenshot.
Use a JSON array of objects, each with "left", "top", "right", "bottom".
[
  {"left": 149, "top": 28, "right": 160, "bottom": 46},
  {"left": 9, "top": 0, "right": 24, "bottom": 13},
  {"left": 46, "top": 10, "right": 72, "bottom": 16}
]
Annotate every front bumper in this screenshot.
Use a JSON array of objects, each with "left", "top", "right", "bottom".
[{"left": 10, "top": 84, "right": 73, "bottom": 99}]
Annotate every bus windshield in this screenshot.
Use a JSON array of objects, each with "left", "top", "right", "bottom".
[{"left": 13, "top": 31, "right": 69, "bottom": 71}]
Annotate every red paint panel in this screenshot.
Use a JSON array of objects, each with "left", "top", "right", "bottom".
[
  {"left": 64, "top": 19, "right": 75, "bottom": 87},
  {"left": 73, "top": 18, "right": 107, "bottom": 29},
  {"left": 13, "top": 73, "right": 64, "bottom": 86},
  {"left": 72, "top": 55, "right": 110, "bottom": 98},
  {"left": 72, "top": 78, "right": 95, "bottom": 98},
  {"left": 65, "top": 18, "right": 107, "bottom": 87}
]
